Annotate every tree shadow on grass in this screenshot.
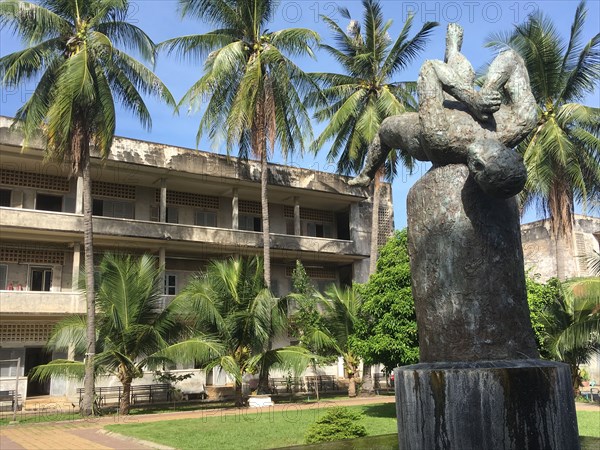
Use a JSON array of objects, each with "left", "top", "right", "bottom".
[{"left": 360, "top": 402, "right": 397, "bottom": 418}]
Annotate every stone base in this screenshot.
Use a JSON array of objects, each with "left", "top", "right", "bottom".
[
  {"left": 395, "top": 360, "right": 579, "bottom": 450},
  {"left": 247, "top": 395, "right": 273, "bottom": 408}
]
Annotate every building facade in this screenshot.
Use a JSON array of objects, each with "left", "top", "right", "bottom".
[
  {"left": 0, "top": 116, "right": 394, "bottom": 400},
  {"left": 522, "top": 215, "right": 600, "bottom": 281}
]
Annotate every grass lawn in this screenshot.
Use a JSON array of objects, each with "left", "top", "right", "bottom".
[
  {"left": 106, "top": 404, "right": 599, "bottom": 450},
  {"left": 578, "top": 411, "right": 600, "bottom": 438},
  {"left": 106, "top": 403, "right": 398, "bottom": 449}
]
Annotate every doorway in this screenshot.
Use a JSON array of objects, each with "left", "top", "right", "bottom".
[{"left": 25, "top": 347, "right": 51, "bottom": 396}]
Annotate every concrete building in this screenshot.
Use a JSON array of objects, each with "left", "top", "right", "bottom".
[
  {"left": 522, "top": 215, "right": 600, "bottom": 281},
  {"left": 0, "top": 116, "right": 393, "bottom": 401}
]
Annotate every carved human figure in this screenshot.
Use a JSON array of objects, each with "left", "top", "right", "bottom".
[{"left": 350, "top": 24, "right": 537, "bottom": 199}]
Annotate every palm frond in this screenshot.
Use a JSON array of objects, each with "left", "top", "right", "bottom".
[{"left": 29, "top": 359, "right": 85, "bottom": 382}]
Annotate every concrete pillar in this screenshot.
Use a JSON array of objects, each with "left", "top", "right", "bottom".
[
  {"left": 232, "top": 188, "right": 239, "bottom": 230},
  {"left": 160, "top": 178, "right": 167, "bottom": 223},
  {"left": 11, "top": 190, "right": 23, "bottom": 208},
  {"left": 159, "top": 247, "right": 166, "bottom": 309},
  {"left": 51, "top": 265, "right": 62, "bottom": 292},
  {"left": 72, "top": 243, "right": 81, "bottom": 291},
  {"left": 294, "top": 197, "right": 301, "bottom": 236},
  {"left": 159, "top": 247, "right": 166, "bottom": 270},
  {"left": 75, "top": 176, "right": 83, "bottom": 214},
  {"left": 350, "top": 202, "right": 370, "bottom": 283}
]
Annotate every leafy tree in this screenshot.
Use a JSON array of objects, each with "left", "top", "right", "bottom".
[
  {"left": 0, "top": 0, "right": 174, "bottom": 415},
  {"left": 487, "top": 0, "right": 600, "bottom": 280},
  {"left": 288, "top": 260, "right": 322, "bottom": 345},
  {"left": 30, "top": 254, "right": 219, "bottom": 415},
  {"left": 161, "top": 0, "right": 319, "bottom": 287},
  {"left": 352, "top": 230, "right": 419, "bottom": 372},
  {"left": 174, "top": 257, "right": 310, "bottom": 406},
  {"left": 306, "top": 0, "right": 436, "bottom": 274},
  {"left": 541, "top": 277, "right": 600, "bottom": 394},
  {"left": 526, "top": 275, "right": 561, "bottom": 359}
]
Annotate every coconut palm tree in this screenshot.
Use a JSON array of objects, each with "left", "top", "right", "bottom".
[
  {"left": 0, "top": 0, "right": 175, "bottom": 415},
  {"left": 30, "top": 253, "right": 222, "bottom": 415},
  {"left": 542, "top": 277, "right": 600, "bottom": 394},
  {"left": 302, "top": 285, "right": 363, "bottom": 397},
  {"left": 487, "top": 0, "right": 600, "bottom": 280},
  {"left": 174, "top": 257, "right": 310, "bottom": 406},
  {"left": 161, "top": 0, "right": 319, "bottom": 287},
  {"left": 305, "top": 0, "right": 436, "bottom": 275}
]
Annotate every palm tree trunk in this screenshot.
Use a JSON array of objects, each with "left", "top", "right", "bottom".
[
  {"left": 235, "top": 380, "right": 244, "bottom": 407},
  {"left": 348, "top": 374, "right": 357, "bottom": 398},
  {"left": 369, "top": 173, "right": 382, "bottom": 275},
  {"left": 571, "top": 363, "right": 581, "bottom": 397},
  {"left": 120, "top": 377, "right": 133, "bottom": 416},
  {"left": 80, "top": 134, "right": 96, "bottom": 417},
  {"left": 261, "top": 152, "right": 271, "bottom": 288},
  {"left": 549, "top": 179, "right": 574, "bottom": 280},
  {"left": 361, "top": 364, "right": 374, "bottom": 396}
]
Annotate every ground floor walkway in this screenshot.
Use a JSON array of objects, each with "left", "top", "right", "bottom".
[{"left": 1, "top": 397, "right": 597, "bottom": 450}]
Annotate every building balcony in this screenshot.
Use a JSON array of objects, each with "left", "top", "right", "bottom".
[
  {"left": 0, "top": 207, "right": 365, "bottom": 261},
  {"left": 0, "top": 291, "right": 85, "bottom": 315}
]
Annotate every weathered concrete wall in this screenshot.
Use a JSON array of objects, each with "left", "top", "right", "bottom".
[
  {"left": 521, "top": 215, "right": 600, "bottom": 281},
  {"left": 0, "top": 291, "right": 84, "bottom": 314}
]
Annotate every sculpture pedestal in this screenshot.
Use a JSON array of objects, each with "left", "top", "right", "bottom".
[{"left": 395, "top": 360, "right": 579, "bottom": 450}]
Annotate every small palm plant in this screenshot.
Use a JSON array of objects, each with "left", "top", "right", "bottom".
[
  {"left": 542, "top": 277, "right": 600, "bottom": 394},
  {"left": 300, "top": 285, "right": 363, "bottom": 398},
  {"left": 174, "top": 257, "right": 311, "bottom": 406},
  {"left": 30, "top": 254, "right": 222, "bottom": 415}
]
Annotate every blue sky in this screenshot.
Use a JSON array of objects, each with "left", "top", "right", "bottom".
[{"left": 1, "top": 0, "right": 599, "bottom": 228}]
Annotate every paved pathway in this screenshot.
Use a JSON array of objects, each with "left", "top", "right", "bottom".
[{"left": 1, "top": 397, "right": 597, "bottom": 450}]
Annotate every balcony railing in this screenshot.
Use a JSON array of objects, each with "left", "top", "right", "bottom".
[
  {"left": 0, "top": 207, "right": 363, "bottom": 257},
  {"left": 0, "top": 291, "right": 85, "bottom": 314}
]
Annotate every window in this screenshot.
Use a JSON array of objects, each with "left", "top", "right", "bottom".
[
  {"left": 195, "top": 210, "right": 217, "bottom": 227},
  {"left": 93, "top": 199, "right": 134, "bottom": 219},
  {"left": 166, "top": 207, "right": 178, "bottom": 224},
  {"left": 0, "top": 348, "right": 25, "bottom": 377},
  {"left": 150, "top": 206, "right": 179, "bottom": 223},
  {"left": 240, "top": 215, "right": 261, "bottom": 232},
  {"left": 0, "top": 264, "right": 7, "bottom": 289},
  {"left": 307, "top": 223, "right": 333, "bottom": 238},
  {"left": 36, "top": 193, "right": 62, "bottom": 212},
  {"left": 30, "top": 268, "right": 52, "bottom": 291},
  {"left": 0, "top": 189, "right": 11, "bottom": 207},
  {"left": 164, "top": 274, "right": 177, "bottom": 295}
]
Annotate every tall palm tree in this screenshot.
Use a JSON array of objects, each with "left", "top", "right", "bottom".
[
  {"left": 174, "top": 257, "right": 310, "bottom": 406},
  {"left": 542, "top": 277, "right": 600, "bottom": 394},
  {"left": 30, "top": 253, "right": 222, "bottom": 415},
  {"left": 303, "top": 285, "right": 363, "bottom": 397},
  {"left": 487, "top": 0, "right": 600, "bottom": 280},
  {"left": 305, "top": 0, "right": 436, "bottom": 275},
  {"left": 161, "top": 0, "right": 319, "bottom": 287},
  {"left": 0, "top": 0, "right": 174, "bottom": 415}
]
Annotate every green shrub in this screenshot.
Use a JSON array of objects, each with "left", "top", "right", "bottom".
[{"left": 304, "top": 407, "right": 368, "bottom": 444}]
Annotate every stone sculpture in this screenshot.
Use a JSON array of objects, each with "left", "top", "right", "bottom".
[
  {"left": 350, "top": 23, "right": 535, "bottom": 199},
  {"left": 352, "top": 23, "right": 580, "bottom": 449}
]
